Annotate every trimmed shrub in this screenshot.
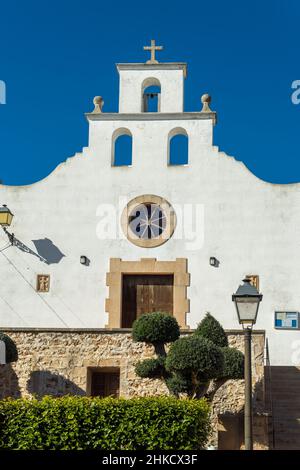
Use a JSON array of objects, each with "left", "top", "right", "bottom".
[
  {"left": 220, "top": 347, "right": 244, "bottom": 379},
  {"left": 0, "top": 396, "right": 211, "bottom": 450},
  {"left": 135, "top": 357, "right": 165, "bottom": 378},
  {"left": 131, "top": 312, "right": 244, "bottom": 399},
  {"left": 165, "top": 373, "right": 192, "bottom": 395},
  {"left": 0, "top": 332, "right": 18, "bottom": 363},
  {"left": 165, "top": 336, "right": 224, "bottom": 380},
  {"left": 132, "top": 312, "right": 180, "bottom": 345},
  {"left": 194, "top": 313, "right": 228, "bottom": 348}
]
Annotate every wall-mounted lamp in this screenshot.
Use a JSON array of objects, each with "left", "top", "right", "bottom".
[
  {"left": 209, "top": 257, "right": 219, "bottom": 267},
  {"left": 80, "top": 256, "right": 90, "bottom": 266},
  {"left": 0, "top": 205, "right": 15, "bottom": 245},
  {"left": 0, "top": 205, "right": 14, "bottom": 227}
]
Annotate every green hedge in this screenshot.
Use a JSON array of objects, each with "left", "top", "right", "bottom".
[{"left": 0, "top": 396, "right": 211, "bottom": 450}]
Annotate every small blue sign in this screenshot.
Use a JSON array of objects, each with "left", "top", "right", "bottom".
[{"left": 275, "top": 311, "right": 299, "bottom": 329}]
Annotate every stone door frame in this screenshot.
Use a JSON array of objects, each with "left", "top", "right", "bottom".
[{"left": 105, "top": 258, "right": 190, "bottom": 328}]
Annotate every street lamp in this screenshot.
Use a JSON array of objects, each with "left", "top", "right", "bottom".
[{"left": 232, "top": 278, "right": 263, "bottom": 451}]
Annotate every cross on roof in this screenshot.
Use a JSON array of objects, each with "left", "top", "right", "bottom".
[{"left": 143, "top": 40, "right": 163, "bottom": 64}]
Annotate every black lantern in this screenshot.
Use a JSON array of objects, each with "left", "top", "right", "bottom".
[{"left": 232, "top": 278, "right": 262, "bottom": 328}]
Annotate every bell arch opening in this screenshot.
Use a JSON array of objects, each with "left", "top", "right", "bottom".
[{"left": 141, "top": 77, "right": 161, "bottom": 112}]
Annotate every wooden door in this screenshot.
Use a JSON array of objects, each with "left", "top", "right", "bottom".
[
  {"left": 91, "top": 371, "right": 120, "bottom": 398},
  {"left": 218, "top": 415, "right": 243, "bottom": 450},
  {"left": 122, "top": 274, "right": 174, "bottom": 328}
]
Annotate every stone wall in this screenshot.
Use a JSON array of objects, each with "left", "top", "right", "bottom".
[{"left": 0, "top": 329, "right": 267, "bottom": 449}]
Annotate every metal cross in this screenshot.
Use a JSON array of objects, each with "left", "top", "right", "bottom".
[{"left": 143, "top": 40, "right": 163, "bottom": 64}]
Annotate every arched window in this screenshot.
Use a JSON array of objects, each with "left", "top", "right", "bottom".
[
  {"left": 168, "top": 128, "right": 188, "bottom": 165},
  {"left": 141, "top": 78, "right": 161, "bottom": 112},
  {"left": 112, "top": 129, "right": 132, "bottom": 166}
]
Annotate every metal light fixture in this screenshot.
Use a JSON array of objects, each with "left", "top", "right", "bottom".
[
  {"left": 80, "top": 255, "right": 89, "bottom": 266},
  {"left": 232, "top": 278, "right": 262, "bottom": 328},
  {"left": 209, "top": 256, "right": 217, "bottom": 267},
  {"left": 0, "top": 205, "right": 14, "bottom": 227}
]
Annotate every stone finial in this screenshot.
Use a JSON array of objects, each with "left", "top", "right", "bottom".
[
  {"left": 200, "top": 94, "right": 213, "bottom": 113},
  {"left": 92, "top": 96, "right": 104, "bottom": 114}
]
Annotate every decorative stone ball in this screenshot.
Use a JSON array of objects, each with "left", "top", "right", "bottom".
[
  {"left": 93, "top": 96, "right": 103, "bottom": 106},
  {"left": 201, "top": 93, "right": 211, "bottom": 104}
]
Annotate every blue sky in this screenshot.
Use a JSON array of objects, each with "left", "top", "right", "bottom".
[{"left": 0, "top": 0, "right": 299, "bottom": 185}]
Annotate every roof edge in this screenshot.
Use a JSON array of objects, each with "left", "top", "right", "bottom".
[
  {"left": 116, "top": 62, "right": 187, "bottom": 77},
  {"left": 85, "top": 111, "right": 216, "bottom": 123}
]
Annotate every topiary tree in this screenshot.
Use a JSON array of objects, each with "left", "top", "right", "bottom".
[
  {"left": 165, "top": 335, "right": 224, "bottom": 397},
  {"left": 133, "top": 312, "right": 179, "bottom": 385},
  {"left": 194, "top": 312, "right": 228, "bottom": 347},
  {"left": 0, "top": 332, "right": 18, "bottom": 363},
  {"left": 132, "top": 311, "right": 180, "bottom": 356},
  {"left": 220, "top": 347, "right": 244, "bottom": 380},
  {"left": 132, "top": 312, "right": 244, "bottom": 400},
  {"left": 135, "top": 357, "right": 166, "bottom": 378}
]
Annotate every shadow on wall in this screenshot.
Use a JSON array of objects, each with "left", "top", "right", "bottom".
[
  {"left": 0, "top": 364, "right": 21, "bottom": 399},
  {"left": 9, "top": 236, "right": 65, "bottom": 265},
  {"left": 32, "top": 238, "right": 65, "bottom": 264},
  {"left": 10, "top": 235, "right": 48, "bottom": 264},
  {"left": 27, "top": 371, "right": 85, "bottom": 397}
]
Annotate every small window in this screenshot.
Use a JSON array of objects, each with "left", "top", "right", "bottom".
[
  {"left": 90, "top": 369, "right": 120, "bottom": 397},
  {"left": 168, "top": 129, "right": 188, "bottom": 165},
  {"left": 112, "top": 129, "right": 132, "bottom": 166}
]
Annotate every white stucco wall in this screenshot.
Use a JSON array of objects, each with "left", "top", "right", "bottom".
[
  {"left": 118, "top": 65, "right": 185, "bottom": 113},
  {"left": 0, "top": 61, "right": 299, "bottom": 366}
]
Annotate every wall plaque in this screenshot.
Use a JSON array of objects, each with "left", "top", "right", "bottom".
[
  {"left": 37, "top": 275, "right": 50, "bottom": 293},
  {"left": 275, "top": 311, "right": 299, "bottom": 329}
]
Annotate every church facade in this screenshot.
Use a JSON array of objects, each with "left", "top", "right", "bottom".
[
  {"left": 0, "top": 43, "right": 300, "bottom": 448},
  {"left": 1, "top": 45, "right": 300, "bottom": 365}
]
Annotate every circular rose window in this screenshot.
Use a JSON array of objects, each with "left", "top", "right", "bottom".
[{"left": 121, "top": 195, "right": 176, "bottom": 248}]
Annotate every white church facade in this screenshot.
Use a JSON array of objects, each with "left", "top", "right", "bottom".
[
  {"left": 1, "top": 44, "right": 300, "bottom": 367},
  {"left": 3, "top": 42, "right": 300, "bottom": 448}
]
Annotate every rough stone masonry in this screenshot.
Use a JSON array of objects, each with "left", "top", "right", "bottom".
[{"left": 0, "top": 329, "right": 269, "bottom": 449}]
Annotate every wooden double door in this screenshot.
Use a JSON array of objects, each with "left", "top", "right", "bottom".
[{"left": 122, "top": 274, "right": 174, "bottom": 328}]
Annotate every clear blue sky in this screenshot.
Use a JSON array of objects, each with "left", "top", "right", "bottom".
[{"left": 0, "top": 0, "right": 299, "bottom": 185}]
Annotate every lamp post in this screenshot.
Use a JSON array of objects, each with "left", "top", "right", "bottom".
[{"left": 232, "top": 278, "right": 263, "bottom": 450}]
